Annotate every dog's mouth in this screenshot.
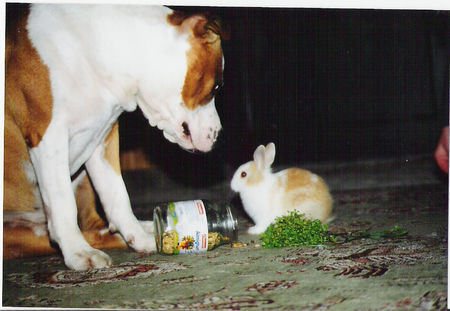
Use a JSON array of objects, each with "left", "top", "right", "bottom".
[
  {"left": 180, "top": 122, "right": 195, "bottom": 153},
  {"left": 183, "top": 147, "right": 200, "bottom": 154},
  {"left": 180, "top": 122, "right": 205, "bottom": 154},
  {"left": 136, "top": 90, "right": 220, "bottom": 153},
  {"left": 145, "top": 101, "right": 221, "bottom": 153},
  {"left": 181, "top": 121, "right": 191, "bottom": 137},
  {"left": 161, "top": 122, "right": 200, "bottom": 153}
]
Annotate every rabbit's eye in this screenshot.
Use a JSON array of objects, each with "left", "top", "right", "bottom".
[{"left": 241, "top": 171, "right": 247, "bottom": 178}]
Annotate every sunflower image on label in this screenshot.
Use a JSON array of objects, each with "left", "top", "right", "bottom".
[{"left": 166, "top": 200, "right": 208, "bottom": 254}]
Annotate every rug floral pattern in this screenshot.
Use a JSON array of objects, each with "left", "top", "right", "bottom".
[{"left": 3, "top": 184, "right": 447, "bottom": 310}]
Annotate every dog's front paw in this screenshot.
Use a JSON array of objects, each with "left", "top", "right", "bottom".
[
  {"left": 111, "top": 219, "right": 156, "bottom": 253},
  {"left": 65, "top": 248, "right": 112, "bottom": 271},
  {"left": 126, "top": 231, "right": 156, "bottom": 253}
]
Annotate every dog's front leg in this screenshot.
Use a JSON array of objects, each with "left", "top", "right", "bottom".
[
  {"left": 85, "top": 124, "right": 155, "bottom": 253},
  {"left": 29, "top": 123, "right": 112, "bottom": 270}
]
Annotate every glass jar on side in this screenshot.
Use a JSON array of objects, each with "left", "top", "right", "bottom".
[{"left": 153, "top": 200, "right": 238, "bottom": 255}]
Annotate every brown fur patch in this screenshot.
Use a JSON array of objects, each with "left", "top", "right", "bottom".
[
  {"left": 281, "top": 169, "right": 333, "bottom": 222},
  {"left": 3, "top": 114, "right": 37, "bottom": 212},
  {"left": 6, "top": 4, "right": 53, "bottom": 148},
  {"left": 3, "top": 225, "right": 126, "bottom": 260},
  {"left": 167, "top": 11, "right": 224, "bottom": 110},
  {"left": 104, "top": 121, "right": 121, "bottom": 175},
  {"left": 4, "top": 4, "right": 53, "bottom": 212},
  {"left": 75, "top": 174, "right": 106, "bottom": 231},
  {"left": 3, "top": 225, "right": 56, "bottom": 260},
  {"left": 283, "top": 169, "right": 331, "bottom": 200},
  {"left": 182, "top": 36, "right": 223, "bottom": 110},
  {"left": 246, "top": 162, "right": 264, "bottom": 186},
  {"left": 284, "top": 169, "right": 317, "bottom": 191}
]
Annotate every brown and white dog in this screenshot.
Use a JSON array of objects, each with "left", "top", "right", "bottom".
[{"left": 4, "top": 4, "right": 225, "bottom": 270}]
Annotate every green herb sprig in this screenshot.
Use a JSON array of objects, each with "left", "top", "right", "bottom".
[{"left": 260, "top": 210, "right": 336, "bottom": 249}]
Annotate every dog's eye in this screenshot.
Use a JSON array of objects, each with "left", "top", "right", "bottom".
[
  {"left": 212, "top": 82, "right": 222, "bottom": 94},
  {"left": 241, "top": 171, "right": 247, "bottom": 178}
]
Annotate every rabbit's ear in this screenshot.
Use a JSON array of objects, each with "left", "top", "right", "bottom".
[
  {"left": 253, "top": 145, "right": 266, "bottom": 169},
  {"left": 264, "top": 142, "right": 276, "bottom": 168}
]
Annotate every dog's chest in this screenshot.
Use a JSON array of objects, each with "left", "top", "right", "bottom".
[{"left": 67, "top": 105, "right": 123, "bottom": 175}]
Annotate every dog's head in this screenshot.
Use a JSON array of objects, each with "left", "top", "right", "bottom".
[{"left": 136, "top": 10, "right": 226, "bottom": 153}]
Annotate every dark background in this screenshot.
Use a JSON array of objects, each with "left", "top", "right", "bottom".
[{"left": 120, "top": 7, "right": 449, "bottom": 184}]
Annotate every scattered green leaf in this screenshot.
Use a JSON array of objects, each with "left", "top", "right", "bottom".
[{"left": 342, "top": 225, "right": 408, "bottom": 242}]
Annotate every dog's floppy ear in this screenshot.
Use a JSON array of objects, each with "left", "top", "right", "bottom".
[{"left": 167, "top": 11, "right": 228, "bottom": 43}]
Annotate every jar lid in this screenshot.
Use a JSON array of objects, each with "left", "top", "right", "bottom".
[{"left": 225, "top": 206, "right": 239, "bottom": 242}]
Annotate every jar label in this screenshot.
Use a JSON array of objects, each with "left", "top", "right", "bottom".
[{"left": 167, "top": 200, "right": 208, "bottom": 254}]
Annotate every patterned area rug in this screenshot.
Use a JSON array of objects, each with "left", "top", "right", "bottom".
[
  {"left": 3, "top": 183, "right": 447, "bottom": 310},
  {"left": 6, "top": 260, "right": 186, "bottom": 289}
]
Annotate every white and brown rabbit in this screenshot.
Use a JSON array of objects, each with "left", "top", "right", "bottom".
[{"left": 231, "top": 142, "right": 333, "bottom": 234}]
